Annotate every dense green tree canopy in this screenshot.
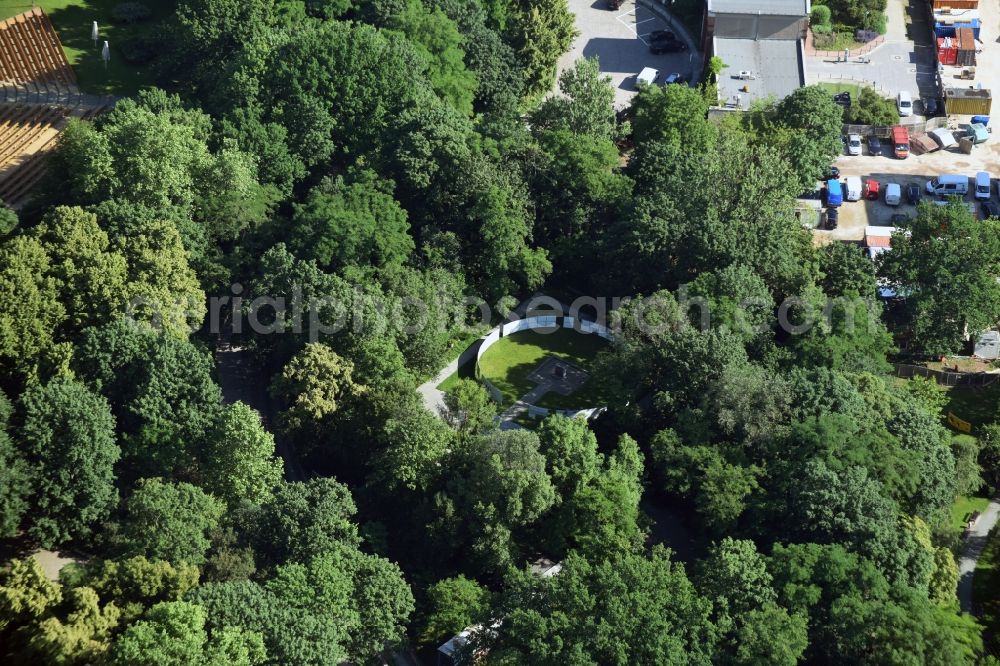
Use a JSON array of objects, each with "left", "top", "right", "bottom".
[
  {"left": 115, "top": 479, "right": 225, "bottom": 566},
  {"left": 202, "top": 402, "right": 284, "bottom": 507},
  {"left": 879, "top": 201, "right": 1000, "bottom": 353},
  {"left": 18, "top": 379, "right": 120, "bottom": 547},
  {"left": 0, "top": 391, "right": 29, "bottom": 538},
  {"left": 109, "top": 600, "right": 266, "bottom": 666},
  {"left": 484, "top": 547, "right": 715, "bottom": 664},
  {"left": 0, "top": 0, "right": 987, "bottom": 662},
  {"left": 289, "top": 170, "right": 414, "bottom": 273}
]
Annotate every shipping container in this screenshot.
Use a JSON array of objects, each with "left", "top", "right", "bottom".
[
  {"left": 938, "top": 37, "right": 958, "bottom": 65},
  {"left": 944, "top": 86, "right": 993, "bottom": 115},
  {"left": 932, "top": 0, "right": 978, "bottom": 9},
  {"left": 935, "top": 18, "right": 981, "bottom": 39},
  {"left": 935, "top": 8, "right": 980, "bottom": 21},
  {"left": 956, "top": 27, "right": 976, "bottom": 66}
]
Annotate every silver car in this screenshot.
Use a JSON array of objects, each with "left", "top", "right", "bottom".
[{"left": 847, "top": 134, "right": 862, "bottom": 156}]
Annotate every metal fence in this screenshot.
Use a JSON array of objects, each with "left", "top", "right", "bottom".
[
  {"left": 893, "top": 363, "right": 1000, "bottom": 387},
  {"left": 841, "top": 116, "right": 948, "bottom": 138}
]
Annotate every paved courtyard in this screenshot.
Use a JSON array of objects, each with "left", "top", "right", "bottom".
[
  {"left": 806, "top": 0, "right": 937, "bottom": 110},
  {"left": 527, "top": 357, "right": 590, "bottom": 397},
  {"left": 558, "top": 0, "right": 699, "bottom": 108}
]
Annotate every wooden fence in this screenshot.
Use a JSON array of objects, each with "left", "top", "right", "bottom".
[{"left": 893, "top": 363, "right": 1000, "bottom": 387}]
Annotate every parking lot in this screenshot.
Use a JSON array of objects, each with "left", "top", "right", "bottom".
[
  {"left": 557, "top": 0, "right": 698, "bottom": 108},
  {"left": 816, "top": 136, "right": 1000, "bottom": 242},
  {"left": 811, "top": 0, "right": 1000, "bottom": 244}
]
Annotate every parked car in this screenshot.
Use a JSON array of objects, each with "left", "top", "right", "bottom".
[
  {"left": 906, "top": 182, "right": 921, "bottom": 205},
  {"left": 885, "top": 182, "right": 902, "bottom": 206},
  {"left": 975, "top": 171, "right": 993, "bottom": 201},
  {"left": 833, "top": 92, "right": 851, "bottom": 108},
  {"left": 648, "top": 29, "right": 676, "bottom": 41},
  {"left": 650, "top": 37, "right": 687, "bottom": 54},
  {"left": 923, "top": 98, "right": 939, "bottom": 116},
  {"left": 825, "top": 207, "right": 839, "bottom": 229},
  {"left": 867, "top": 135, "right": 882, "bottom": 155},
  {"left": 890, "top": 213, "right": 910, "bottom": 225},
  {"left": 847, "top": 134, "right": 863, "bottom": 156},
  {"left": 865, "top": 179, "right": 880, "bottom": 200},
  {"left": 983, "top": 201, "right": 1000, "bottom": 219},
  {"left": 664, "top": 72, "right": 685, "bottom": 84},
  {"left": 897, "top": 90, "right": 913, "bottom": 117},
  {"left": 827, "top": 165, "right": 841, "bottom": 179}
]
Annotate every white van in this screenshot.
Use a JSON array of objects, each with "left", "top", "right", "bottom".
[
  {"left": 975, "top": 171, "right": 992, "bottom": 201},
  {"left": 885, "top": 183, "right": 901, "bottom": 206},
  {"left": 897, "top": 90, "right": 913, "bottom": 117},
  {"left": 845, "top": 176, "right": 862, "bottom": 201},
  {"left": 636, "top": 67, "right": 659, "bottom": 86},
  {"left": 926, "top": 174, "right": 969, "bottom": 197}
]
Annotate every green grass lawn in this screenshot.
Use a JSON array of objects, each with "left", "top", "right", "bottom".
[
  {"left": 974, "top": 525, "right": 1000, "bottom": 656},
  {"left": 437, "top": 361, "right": 475, "bottom": 393},
  {"left": 477, "top": 328, "right": 609, "bottom": 407},
  {"left": 818, "top": 81, "right": 870, "bottom": 95},
  {"left": 0, "top": 0, "right": 172, "bottom": 96},
  {"left": 952, "top": 495, "right": 990, "bottom": 534}
]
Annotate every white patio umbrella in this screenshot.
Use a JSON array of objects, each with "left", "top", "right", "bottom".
[{"left": 91, "top": 21, "right": 98, "bottom": 47}]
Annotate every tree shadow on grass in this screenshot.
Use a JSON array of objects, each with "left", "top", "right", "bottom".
[{"left": 47, "top": 0, "right": 172, "bottom": 96}]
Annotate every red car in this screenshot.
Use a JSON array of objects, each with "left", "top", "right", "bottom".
[{"left": 865, "top": 179, "right": 880, "bottom": 201}]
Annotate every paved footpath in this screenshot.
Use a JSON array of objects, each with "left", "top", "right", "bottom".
[
  {"left": 497, "top": 383, "right": 552, "bottom": 430},
  {"left": 958, "top": 496, "right": 1000, "bottom": 614},
  {"left": 416, "top": 338, "right": 485, "bottom": 417}
]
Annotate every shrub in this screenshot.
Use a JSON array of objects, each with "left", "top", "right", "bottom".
[
  {"left": 845, "top": 87, "right": 897, "bottom": 126},
  {"left": 118, "top": 35, "right": 158, "bottom": 65},
  {"left": 814, "top": 31, "right": 837, "bottom": 47},
  {"left": 112, "top": 2, "right": 152, "bottom": 24},
  {"left": 812, "top": 24, "right": 832, "bottom": 35},
  {"left": 811, "top": 5, "right": 832, "bottom": 27},
  {"left": 868, "top": 12, "right": 887, "bottom": 34}
]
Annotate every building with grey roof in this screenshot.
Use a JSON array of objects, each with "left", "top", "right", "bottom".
[
  {"left": 715, "top": 38, "right": 806, "bottom": 109},
  {"left": 704, "top": 0, "right": 809, "bottom": 109},
  {"left": 707, "top": 0, "right": 810, "bottom": 17}
]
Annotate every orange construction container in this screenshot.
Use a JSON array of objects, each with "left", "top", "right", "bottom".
[
  {"left": 932, "top": 0, "right": 978, "bottom": 8},
  {"left": 956, "top": 27, "right": 976, "bottom": 66}
]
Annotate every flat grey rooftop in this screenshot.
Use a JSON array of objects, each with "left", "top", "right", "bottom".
[
  {"left": 715, "top": 37, "right": 806, "bottom": 109},
  {"left": 707, "top": 0, "right": 809, "bottom": 16}
]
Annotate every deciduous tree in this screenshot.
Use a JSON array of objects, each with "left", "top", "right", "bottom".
[
  {"left": 115, "top": 479, "right": 225, "bottom": 566},
  {"left": 203, "top": 402, "right": 284, "bottom": 507},
  {"left": 878, "top": 201, "right": 1000, "bottom": 353},
  {"left": 19, "top": 379, "right": 120, "bottom": 546}
]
